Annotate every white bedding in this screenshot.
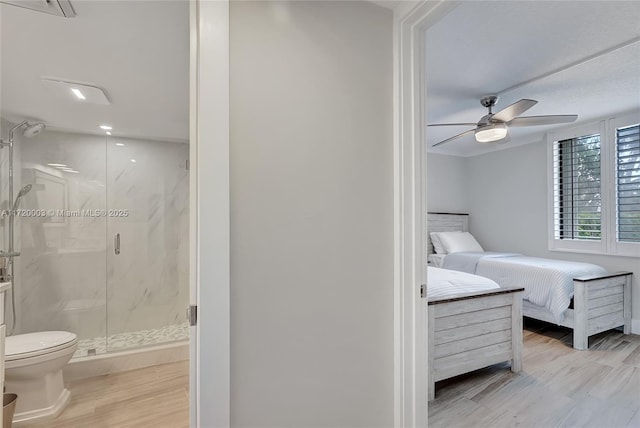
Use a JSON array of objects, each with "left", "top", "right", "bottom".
[
  {"left": 427, "top": 254, "right": 446, "bottom": 267},
  {"left": 427, "top": 266, "right": 500, "bottom": 299},
  {"left": 442, "top": 252, "right": 607, "bottom": 322}
]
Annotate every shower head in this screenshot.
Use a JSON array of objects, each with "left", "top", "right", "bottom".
[
  {"left": 23, "top": 123, "right": 45, "bottom": 138},
  {"left": 11, "top": 184, "right": 33, "bottom": 211},
  {"left": 2, "top": 121, "right": 46, "bottom": 146},
  {"left": 17, "top": 184, "right": 32, "bottom": 198}
]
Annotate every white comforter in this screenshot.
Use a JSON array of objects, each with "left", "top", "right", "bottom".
[
  {"left": 442, "top": 252, "right": 607, "bottom": 322},
  {"left": 427, "top": 266, "right": 500, "bottom": 299}
]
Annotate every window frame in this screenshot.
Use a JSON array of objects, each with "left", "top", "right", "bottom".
[
  {"left": 547, "top": 111, "right": 640, "bottom": 257},
  {"left": 609, "top": 114, "right": 640, "bottom": 256}
]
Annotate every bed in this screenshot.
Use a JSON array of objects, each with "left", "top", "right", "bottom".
[
  {"left": 427, "top": 212, "right": 632, "bottom": 351},
  {"left": 427, "top": 266, "right": 524, "bottom": 401}
]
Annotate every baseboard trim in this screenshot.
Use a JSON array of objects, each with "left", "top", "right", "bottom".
[
  {"left": 64, "top": 340, "right": 189, "bottom": 381},
  {"left": 12, "top": 389, "right": 70, "bottom": 427}
]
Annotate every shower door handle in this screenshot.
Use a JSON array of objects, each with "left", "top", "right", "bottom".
[{"left": 114, "top": 233, "right": 121, "bottom": 255}]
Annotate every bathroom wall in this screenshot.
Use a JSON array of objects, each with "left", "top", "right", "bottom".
[
  {"left": 105, "top": 135, "right": 189, "bottom": 345},
  {"left": 18, "top": 129, "right": 107, "bottom": 341},
  {"left": 15, "top": 128, "right": 188, "bottom": 351}
]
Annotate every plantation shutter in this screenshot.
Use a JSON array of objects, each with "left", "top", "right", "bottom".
[
  {"left": 554, "top": 134, "right": 601, "bottom": 240},
  {"left": 616, "top": 124, "right": 640, "bottom": 242}
]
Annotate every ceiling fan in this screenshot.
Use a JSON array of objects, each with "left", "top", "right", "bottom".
[{"left": 428, "top": 95, "right": 578, "bottom": 147}]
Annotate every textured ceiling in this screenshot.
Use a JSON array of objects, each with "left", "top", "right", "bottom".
[
  {"left": 425, "top": 1, "right": 640, "bottom": 157},
  {"left": 2, "top": 1, "right": 638, "bottom": 148},
  {"left": 1, "top": 0, "right": 189, "bottom": 142}
]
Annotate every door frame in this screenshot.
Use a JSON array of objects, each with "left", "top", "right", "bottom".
[
  {"left": 393, "top": 2, "right": 459, "bottom": 426},
  {"left": 190, "top": 1, "right": 230, "bottom": 427}
]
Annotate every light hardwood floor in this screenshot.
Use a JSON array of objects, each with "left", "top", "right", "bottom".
[
  {"left": 429, "top": 319, "right": 640, "bottom": 428},
  {"left": 23, "top": 360, "right": 189, "bottom": 428},
  {"left": 17, "top": 323, "right": 640, "bottom": 428}
]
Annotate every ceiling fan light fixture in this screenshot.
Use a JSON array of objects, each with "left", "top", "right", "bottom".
[
  {"left": 430, "top": 97, "right": 577, "bottom": 148},
  {"left": 475, "top": 123, "right": 508, "bottom": 143}
]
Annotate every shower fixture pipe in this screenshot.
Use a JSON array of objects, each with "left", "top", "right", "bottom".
[
  {"left": 1, "top": 120, "right": 41, "bottom": 334},
  {"left": 1, "top": 121, "right": 28, "bottom": 256},
  {"left": 1, "top": 121, "right": 26, "bottom": 336}
]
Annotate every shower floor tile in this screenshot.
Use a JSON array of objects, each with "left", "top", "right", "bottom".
[{"left": 74, "top": 322, "right": 189, "bottom": 358}]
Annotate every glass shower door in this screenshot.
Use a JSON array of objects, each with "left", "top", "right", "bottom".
[
  {"left": 17, "top": 130, "right": 108, "bottom": 357},
  {"left": 105, "top": 135, "right": 189, "bottom": 352}
]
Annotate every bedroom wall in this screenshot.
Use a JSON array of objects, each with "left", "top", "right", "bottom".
[
  {"left": 465, "top": 140, "right": 640, "bottom": 332},
  {"left": 230, "top": 2, "right": 393, "bottom": 427},
  {"left": 427, "top": 153, "right": 469, "bottom": 213}
]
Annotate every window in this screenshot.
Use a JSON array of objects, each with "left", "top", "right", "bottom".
[
  {"left": 616, "top": 124, "right": 640, "bottom": 243},
  {"left": 555, "top": 134, "right": 601, "bottom": 241},
  {"left": 548, "top": 113, "right": 640, "bottom": 256}
]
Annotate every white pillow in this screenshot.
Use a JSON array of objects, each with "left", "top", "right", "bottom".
[
  {"left": 438, "top": 231, "right": 484, "bottom": 254},
  {"left": 430, "top": 232, "right": 446, "bottom": 254}
]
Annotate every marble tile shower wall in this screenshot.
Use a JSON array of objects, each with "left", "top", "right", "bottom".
[
  {"left": 12, "top": 128, "right": 188, "bottom": 348},
  {"left": 106, "top": 136, "right": 189, "bottom": 336},
  {"left": 19, "top": 130, "right": 107, "bottom": 340}
]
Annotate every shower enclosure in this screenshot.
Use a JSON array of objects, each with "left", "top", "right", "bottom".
[{"left": 4, "top": 122, "right": 189, "bottom": 358}]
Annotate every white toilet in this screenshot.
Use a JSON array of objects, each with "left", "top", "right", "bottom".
[{"left": 4, "top": 331, "right": 78, "bottom": 425}]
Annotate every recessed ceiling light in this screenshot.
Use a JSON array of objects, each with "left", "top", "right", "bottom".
[
  {"left": 63, "top": 169, "right": 80, "bottom": 174},
  {"left": 115, "top": 143, "right": 125, "bottom": 147},
  {"left": 71, "top": 88, "right": 86, "bottom": 100},
  {"left": 47, "top": 163, "right": 67, "bottom": 167},
  {"left": 130, "top": 159, "right": 137, "bottom": 163},
  {"left": 106, "top": 131, "right": 112, "bottom": 135},
  {"left": 100, "top": 125, "right": 112, "bottom": 130}
]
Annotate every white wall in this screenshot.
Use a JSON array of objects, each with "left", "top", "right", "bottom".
[
  {"left": 427, "top": 153, "right": 469, "bottom": 213},
  {"left": 230, "top": 1, "right": 393, "bottom": 426},
  {"left": 465, "top": 141, "right": 640, "bottom": 329}
]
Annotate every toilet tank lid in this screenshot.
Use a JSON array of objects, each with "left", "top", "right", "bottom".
[{"left": 5, "top": 331, "right": 78, "bottom": 356}]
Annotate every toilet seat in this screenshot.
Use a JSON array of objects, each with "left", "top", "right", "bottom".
[{"left": 5, "top": 331, "right": 78, "bottom": 362}]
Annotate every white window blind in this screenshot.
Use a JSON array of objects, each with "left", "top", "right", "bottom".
[
  {"left": 616, "top": 124, "right": 640, "bottom": 243},
  {"left": 553, "top": 134, "right": 601, "bottom": 241}
]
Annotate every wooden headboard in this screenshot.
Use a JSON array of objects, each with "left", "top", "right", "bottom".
[{"left": 427, "top": 212, "right": 469, "bottom": 255}]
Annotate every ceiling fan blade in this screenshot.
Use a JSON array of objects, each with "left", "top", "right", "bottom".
[
  {"left": 431, "top": 129, "right": 475, "bottom": 147},
  {"left": 427, "top": 123, "right": 477, "bottom": 127},
  {"left": 492, "top": 99, "right": 537, "bottom": 122},
  {"left": 509, "top": 115, "right": 578, "bottom": 127}
]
